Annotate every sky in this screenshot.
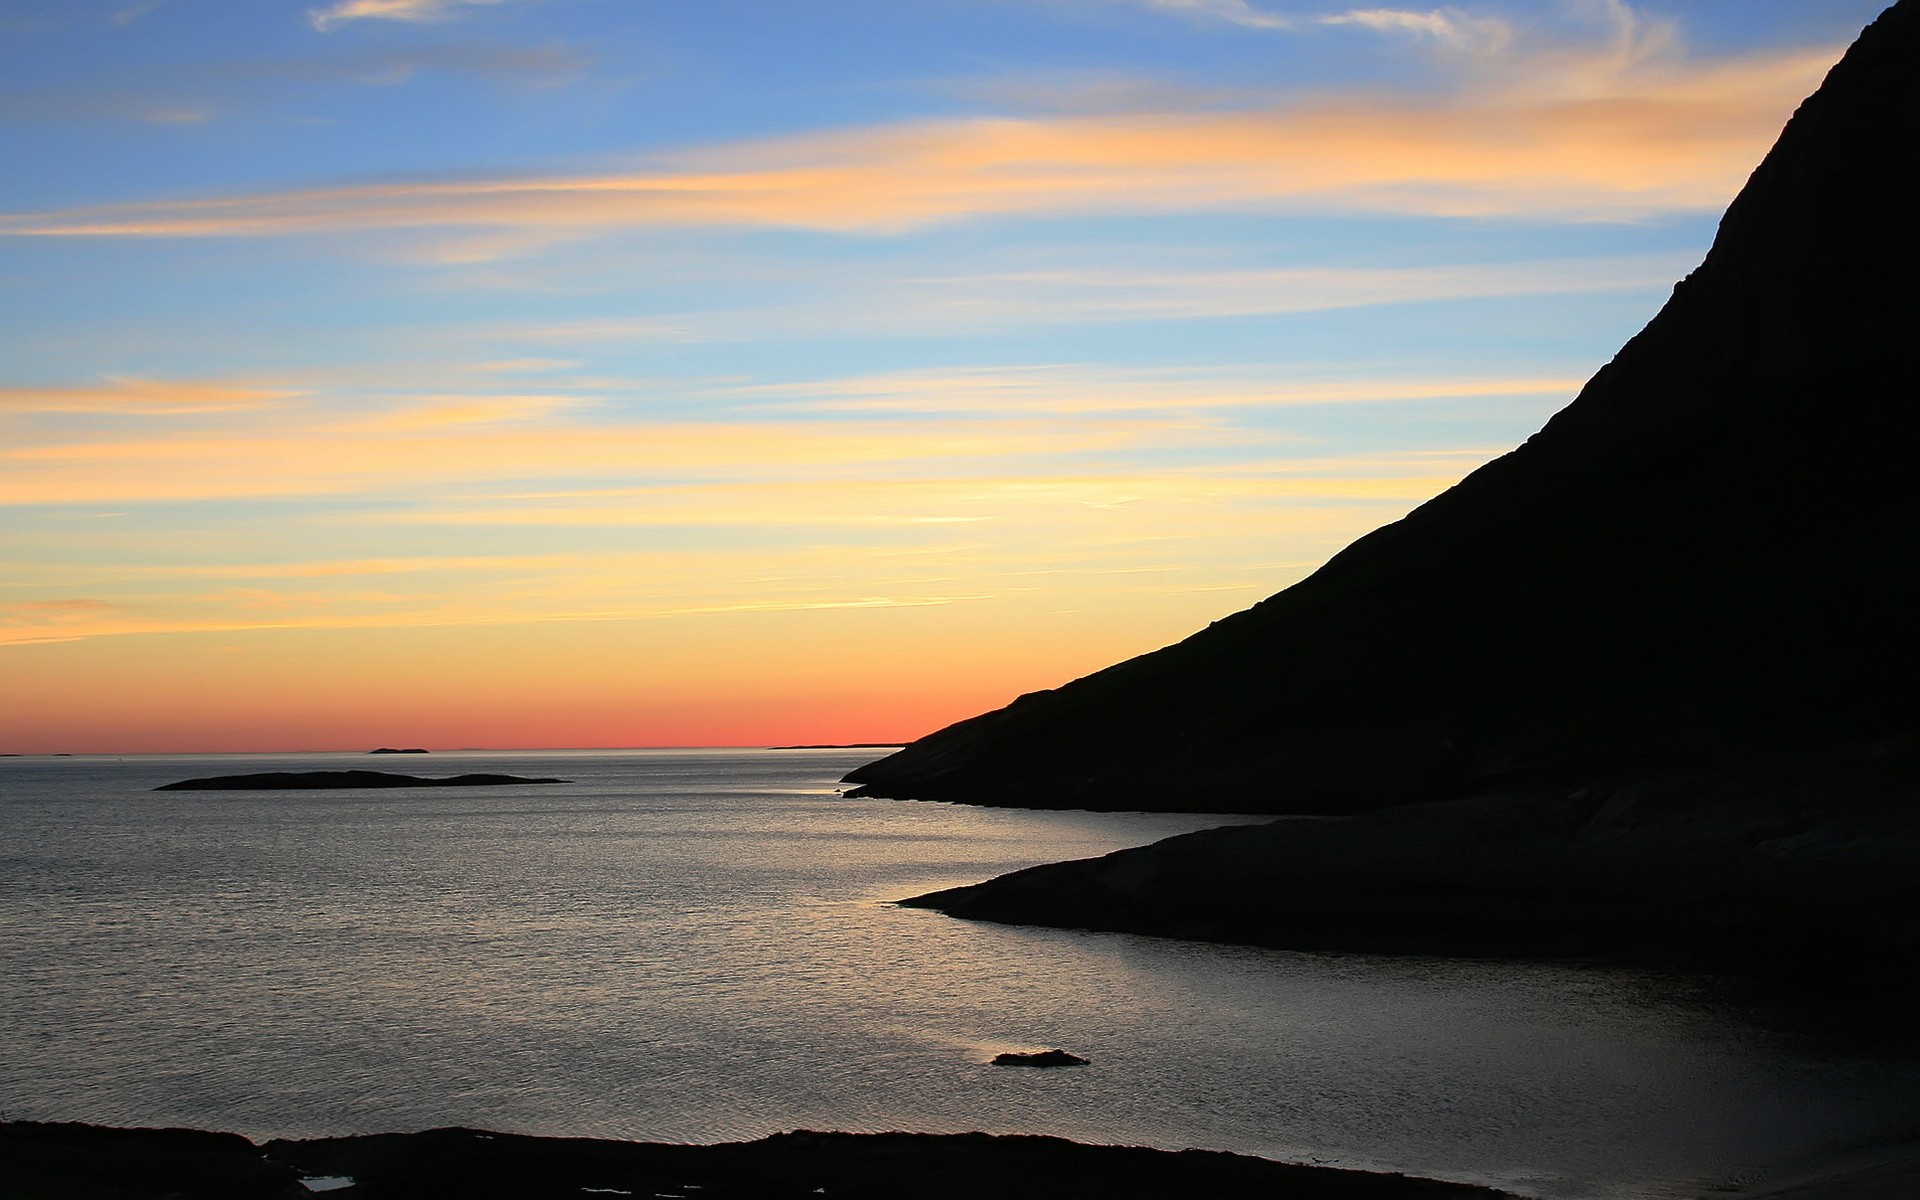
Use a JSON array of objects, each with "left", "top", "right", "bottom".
[{"left": 0, "top": 0, "right": 1891, "bottom": 753}]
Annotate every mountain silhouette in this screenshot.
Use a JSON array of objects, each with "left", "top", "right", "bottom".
[{"left": 848, "top": 0, "right": 1920, "bottom": 816}]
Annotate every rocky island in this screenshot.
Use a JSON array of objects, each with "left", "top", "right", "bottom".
[
  {"left": 992, "top": 1049, "right": 1090, "bottom": 1068},
  {"left": 853, "top": 0, "right": 1920, "bottom": 982}
]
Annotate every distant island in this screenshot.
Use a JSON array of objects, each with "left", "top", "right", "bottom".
[
  {"left": 771, "top": 742, "right": 908, "bottom": 750},
  {"left": 155, "top": 770, "right": 566, "bottom": 791},
  {"left": 368, "top": 747, "right": 429, "bottom": 754}
]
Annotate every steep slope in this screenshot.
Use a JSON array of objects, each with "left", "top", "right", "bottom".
[{"left": 847, "top": 0, "right": 1920, "bottom": 815}]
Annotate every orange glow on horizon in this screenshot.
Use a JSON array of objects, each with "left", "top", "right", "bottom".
[{"left": 0, "top": 594, "right": 1231, "bottom": 754}]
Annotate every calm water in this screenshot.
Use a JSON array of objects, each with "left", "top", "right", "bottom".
[{"left": 2, "top": 749, "right": 1916, "bottom": 1199}]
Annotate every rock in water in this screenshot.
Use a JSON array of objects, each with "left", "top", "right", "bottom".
[
  {"left": 992, "top": 1049, "right": 1090, "bottom": 1068},
  {"left": 846, "top": 0, "right": 1920, "bottom": 816}
]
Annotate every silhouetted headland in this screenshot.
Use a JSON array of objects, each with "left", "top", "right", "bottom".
[
  {"left": 368, "top": 747, "right": 429, "bottom": 754},
  {"left": 860, "top": 0, "right": 1920, "bottom": 982},
  {"left": 0, "top": 1122, "right": 1515, "bottom": 1200},
  {"left": 906, "top": 733, "right": 1920, "bottom": 980},
  {"left": 155, "top": 770, "right": 566, "bottom": 791}
]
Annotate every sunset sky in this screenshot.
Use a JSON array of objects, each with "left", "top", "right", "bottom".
[{"left": 0, "top": 0, "right": 1888, "bottom": 753}]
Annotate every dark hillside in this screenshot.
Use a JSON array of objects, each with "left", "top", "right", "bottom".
[{"left": 847, "top": 0, "right": 1920, "bottom": 815}]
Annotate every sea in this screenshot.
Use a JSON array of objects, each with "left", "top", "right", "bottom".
[{"left": 3, "top": 748, "right": 1917, "bottom": 1199}]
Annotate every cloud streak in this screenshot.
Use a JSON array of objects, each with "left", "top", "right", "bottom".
[
  {"left": 111, "top": 2, "right": 163, "bottom": 27},
  {"left": 308, "top": 0, "right": 506, "bottom": 33},
  {"left": 866, "top": 254, "right": 1692, "bottom": 329},
  {"left": 730, "top": 366, "right": 1582, "bottom": 415},
  {"left": 1322, "top": 8, "right": 1514, "bottom": 54},
  {"left": 0, "top": 456, "right": 1471, "bottom": 646},
  {"left": 1137, "top": 0, "right": 1293, "bottom": 30},
  {"left": 0, "top": 401, "right": 1212, "bottom": 506},
  {"left": 478, "top": 252, "right": 1688, "bottom": 343},
  {"left": 0, "top": 379, "right": 302, "bottom": 415},
  {"left": 0, "top": 364, "right": 1521, "bottom": 650},
  {"left": 0, "top": 361, "right": 1547, "bottom": 508}
]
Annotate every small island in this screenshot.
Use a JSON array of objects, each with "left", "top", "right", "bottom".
[
  {"left": 369, "top": 747, "right": 429, "bottom": 754},
  {"left": 155, "top": 770, "right": 566, "bottom": 791},
  {"left": 992, "top": 1049, "right": 1089, "bottom": 1068}
]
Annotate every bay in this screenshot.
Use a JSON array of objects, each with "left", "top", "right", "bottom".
[{"left": 2, "top": 748, "right": 1915, "bottom": 1199}]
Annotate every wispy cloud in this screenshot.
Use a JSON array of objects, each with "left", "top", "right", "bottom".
[
  {"left": 0, "top": 358, "right": 1565, "bottom": 519},
  {"left": 851, "top": 254, "right": 1692, "bottom": 330},
  {"left": 1136, "top": 0, "right": 1293, "bottom": 30},
  {"left": 0, "top": 599, "right": 129, "bottom": 646},
  {"left": 477, "top": 251, "right": 1686, "bottom": 342},
  {"left": 729, "top": 365, "right": 1582, "bottom": 415},
  {"left": 215, "top": 43, "right": 591, "bottom": 87},
  {"left": 1128, "top": 0, "right": 1522, "bottom": 48},
  {"left": 1321, "top": 7, "right": 1514, "bottom": 54},
  {"left": 0, "top": 378, "right": 302, "bottom": 415},
  {"left": 0, "top": 395, "right": 1200, "bottom": 505},
  {"left": 937, "top": 69, "right": 1267, "bottom": 115},
  {"left": 138, "top": 106, "right": 212, "bottom": 124},
  {"left": 308, "top": 0, "right": 507, "bottom": 33},
  {"left": 0, "top": 457, "right": 1462, "bottom": 646},
  {"left": 1134, "top": 0, "right": 1638, "bottom": 60},
  {"left": 339, "top": 393, "right": 577, "bottom": 431},
  {"left": 111, "top": 2, "right": 163, "bottom": 27},
  {"left": 0, "top": 87, "right": 214, "bottom": 126},
  {"left": 0, "top": 41, "right": 582, "bottom": 130}
]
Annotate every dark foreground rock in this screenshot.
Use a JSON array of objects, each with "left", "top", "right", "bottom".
[
  {"left": 0, "top": 1124, "right": 292, "bottom": 1200},
  {"left": 155, "top": 771, "right": 565, "bottom": 791},
  {"left": 0, "top": 1122, "right": 1516, "bottom": 1200},
  {"left": 845, "top": 0, "right": 1920, "bottom": 816},
  {"left": 906, "top": 735, "right": 1920, "bottom": 983}
]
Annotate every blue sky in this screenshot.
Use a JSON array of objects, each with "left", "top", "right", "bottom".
[{"left": 0, "top": 0, "right": 1894, "bottom": 751}]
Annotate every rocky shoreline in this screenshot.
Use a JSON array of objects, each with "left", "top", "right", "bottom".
[
  {"left": 901, "top": 734, "right": 1920, "bottom": 984},
  {"left": 0, "top": 1122, "right": 1517, "bottom": 1200}
]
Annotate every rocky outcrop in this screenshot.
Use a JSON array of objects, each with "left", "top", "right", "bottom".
[
  {"left": 0, "top": 1121, "right": 1516, "bottom": 1200},
  {"left": 155, "top": 770, "right": 564, "bottom": 791},
  {"left": 847, "top": 0, "right": 1920, "bottom": 816},
  {"left": 992, "top": 1049, "right": 1090, "bottom": 1068},
  {"left": 905, "top": 733, "right": 1920, "bottom": 979}
]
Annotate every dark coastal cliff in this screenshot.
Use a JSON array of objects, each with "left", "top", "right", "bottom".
[{"left": 847, "top": 0, "right": 1920, "bottom": 816}]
